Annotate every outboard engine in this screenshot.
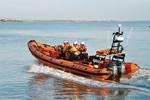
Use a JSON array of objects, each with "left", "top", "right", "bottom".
[{"left": 112, "top": 53, "right": 125, "bottom": 75}]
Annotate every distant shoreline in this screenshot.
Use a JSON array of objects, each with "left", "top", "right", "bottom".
[{"left": 0, "top": 18, "right": 150, "bottom": 23}]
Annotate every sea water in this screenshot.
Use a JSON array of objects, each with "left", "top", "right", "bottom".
[{"left": 0, "top": 21, "right": 150, "bottom": 100}]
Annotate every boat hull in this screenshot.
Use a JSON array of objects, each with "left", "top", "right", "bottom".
[{"left": 28, "top": 40, "right": 139, "bottom": 82}]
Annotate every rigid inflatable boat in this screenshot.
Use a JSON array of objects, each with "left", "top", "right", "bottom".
[{"left": 28, "top": 26, "right": 139, "bottom": 83}]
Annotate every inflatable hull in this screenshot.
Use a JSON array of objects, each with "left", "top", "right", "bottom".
[{"left": 28, "top": 40, "right": 139, "bottom": 82}]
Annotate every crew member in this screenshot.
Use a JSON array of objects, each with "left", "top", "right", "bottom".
[
  {"left": 62, "top": 41, "right": 71, "bottom": 59},
  {"left": 69, "top": 41, "right": 80, "bottom": 60},
  {"left": 79, "top": 42, "right": 88, "bottom": 60},
  {"left": 79, "top": 42, "right": 87, "bottom": 52}
]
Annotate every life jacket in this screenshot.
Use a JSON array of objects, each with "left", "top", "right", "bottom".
[
  {"left": 69, "top": 45, "right": 80, "bottom": 55},
  {"left": 63, "top": 44, "right": 71, "bottom": 53},
  {"left": 69, "top": 46, "right": 77, "bottom": 52}
]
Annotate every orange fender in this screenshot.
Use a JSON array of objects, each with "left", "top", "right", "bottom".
[{"left": 125, "top": 63, "right": 139, "bottom": 74}]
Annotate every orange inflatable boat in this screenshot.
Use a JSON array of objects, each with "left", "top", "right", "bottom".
[{"left": 28, "top": 27, "right": 139, "bottom": 83}]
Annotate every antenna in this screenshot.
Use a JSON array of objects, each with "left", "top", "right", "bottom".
[{"left": 118, "top": 24, "right": 122, "bottom": 32}]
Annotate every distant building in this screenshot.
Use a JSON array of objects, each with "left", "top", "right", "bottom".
[{"left": 0, "top": 18, "right": 7, "bottom": 22}]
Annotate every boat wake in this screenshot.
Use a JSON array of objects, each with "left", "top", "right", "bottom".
[
  {"left": 28, "top": 64, "right": 150, "bottom": 93},
  {"left": 120, "top": 68, "right": 150, "bottom": 90}
]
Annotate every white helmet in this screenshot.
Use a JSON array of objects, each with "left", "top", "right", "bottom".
[
  {"left": 63, "top": 40, "right": 69, "bottom": 43},
  {"left": 73, "top": 41, "right": 78, "bottom": 45},
  {"left": 81, "top": 42, "right": 85, "bottom": 45}
]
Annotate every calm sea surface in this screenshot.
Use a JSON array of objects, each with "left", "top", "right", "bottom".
[{"left": 0, "top": 21, "right": 150, "bottom": 100}]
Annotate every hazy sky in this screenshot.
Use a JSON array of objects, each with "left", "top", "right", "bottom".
[{"left": 0, "top": 0, "right": 150, "bottom": 21}]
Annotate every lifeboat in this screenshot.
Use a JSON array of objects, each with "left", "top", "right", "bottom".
[
  {"left": 28, "top": 40, "right": 112, "bottom": 76},
  {"left": 28, "top": 26, "right": 140, "bottom": 83}
]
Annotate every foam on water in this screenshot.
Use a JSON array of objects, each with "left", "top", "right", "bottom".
[
  {"left": 121, "top": 68, "right": 150, "bottom": 83},
  {"left": 28, "top": 64, "right": 150, "bottom": 93}
]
